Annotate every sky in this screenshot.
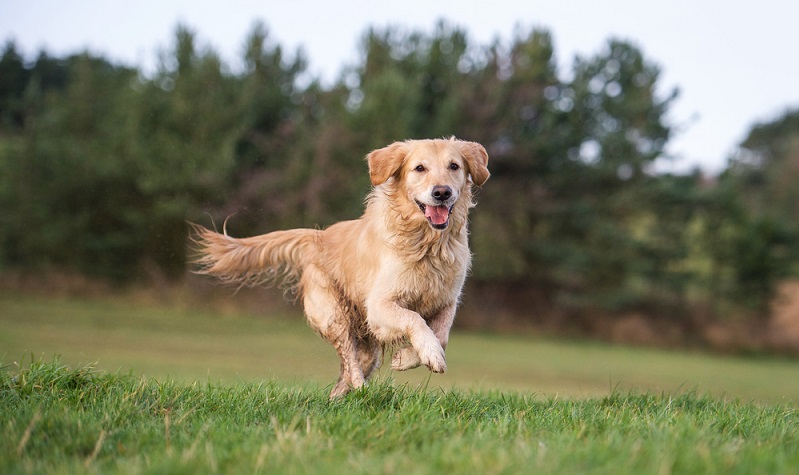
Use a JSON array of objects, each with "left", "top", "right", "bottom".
[{"left": 3, "top": 0, "right": 799, "bottom": 174}]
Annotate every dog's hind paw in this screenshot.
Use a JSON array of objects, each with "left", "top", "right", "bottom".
[
  {"left": 391, "top": 347, "right": 421, "bottom": 371},
  {"left": 329, "top": 382, "right": 351, "bottom": 399}
]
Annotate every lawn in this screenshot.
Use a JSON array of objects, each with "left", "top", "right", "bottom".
[
  {"left": 1, "top": 294, "right": 798, "bottom": 405},
  {"left": 2, "top": 295, "right": 798, "bottom": 473},
  {"left": 2, "top": 360, "right": 798, "bottom": 474}
]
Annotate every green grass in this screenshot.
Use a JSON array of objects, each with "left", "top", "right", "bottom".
[
  {"left": 2, "top": 295, "right": 799, "bottom": 473},
  {"left": 2, "top": 359, "right": 798, "bottom": 474},
  {"left": 2, "top": 294, "right": 799, "bottom": 405}
]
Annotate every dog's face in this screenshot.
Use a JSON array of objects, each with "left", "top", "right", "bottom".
[{"left": 367, "top": 138, "right": 489, "bottom": 230}]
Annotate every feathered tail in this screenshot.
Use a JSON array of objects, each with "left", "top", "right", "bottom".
[{"left": 189, "top": 223, "right": 319, "bottom": 290}]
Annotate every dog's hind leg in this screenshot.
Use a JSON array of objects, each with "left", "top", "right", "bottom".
[
  {"left": 357, "top": 336, "right": 382, "bottom": 380},
  {"left": 327, "top": 322, "right": 365, "bottom": 398},
  {"left": 302, "top": 266, "right": 366, "bottom": 399},
  {"left": 303, "top": 266, "right": 382, "bottom": 398},
  {"left": 391, "top": 345, "right": 421, "bottom": 371}
]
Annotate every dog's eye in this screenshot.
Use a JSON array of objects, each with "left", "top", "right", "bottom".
[
  {"left": 449, "top": 163, "right": 460, "bottom": 171},
  {"left": 414, "top": 165, "right": 426, "bottom": 172}
]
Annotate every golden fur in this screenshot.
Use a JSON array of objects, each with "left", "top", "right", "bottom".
[{"left": 192, "top": 138, "right": 489, "bottom": 398}]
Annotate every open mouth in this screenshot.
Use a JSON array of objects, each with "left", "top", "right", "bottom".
[{"left": 416, "top": 200, "right": 453, "bottom": 230}]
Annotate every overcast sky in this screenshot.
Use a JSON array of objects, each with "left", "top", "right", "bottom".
[{"left": 3, "top": 0, "right": 798, "bottom": 174}]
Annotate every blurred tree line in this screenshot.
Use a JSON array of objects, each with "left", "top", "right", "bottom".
[{"left": 1, "top": 21, "right": 797, "bottom": 326}]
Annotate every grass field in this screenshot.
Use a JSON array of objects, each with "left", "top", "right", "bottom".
[
  {"left": 2, "top": 294, "right": 798, "bottom": 405},
  {"left": 2, "top": 360, "right": 798, "bottom": 474},
  {"left": 2, "top": 295, "right": 799, "bottom": 473}
]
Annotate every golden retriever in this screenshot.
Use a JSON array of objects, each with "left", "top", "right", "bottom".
[{"left": 191, "top": 138, "right": 489, "bottom": 398}]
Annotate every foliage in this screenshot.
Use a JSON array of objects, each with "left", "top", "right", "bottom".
[
  {"left": 0, "top": 21, "right": 798, "bottom": 324},
  {"left": 726, "top": 108, "right": 799, "bottom": 221},
  {"left": 715, "top": 109, "right": 799, "bottom": 313},
  {"left": 2, "top": 359, "right": 798, "bottom": 474}
]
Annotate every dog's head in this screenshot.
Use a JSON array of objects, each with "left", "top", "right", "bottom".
[{"left": 367, "top": 138, "right": 489, "bottom": 230}]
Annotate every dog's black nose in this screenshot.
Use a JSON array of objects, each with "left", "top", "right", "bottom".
[{"left": 432, "top": 185, "right": 452, "bottom": 202}]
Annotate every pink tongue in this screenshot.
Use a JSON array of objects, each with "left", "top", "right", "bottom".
[{"left": 425, "top": 205, "right": 449, "bottom": 225}]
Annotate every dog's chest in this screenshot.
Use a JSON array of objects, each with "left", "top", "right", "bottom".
[{"left": 393, "top": 255, "right": 467, "bottom": 318}]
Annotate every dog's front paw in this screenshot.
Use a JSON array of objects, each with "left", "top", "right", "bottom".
[
  {"left": 416, "top": 339, "right": 447, "bottom": 374},
  {"left": 391, "top": 347, "right": 421, "bottom": 371}
]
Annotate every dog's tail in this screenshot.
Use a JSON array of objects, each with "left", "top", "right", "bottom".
[{"left": 189, "top": 223, "right": 319, "bottom": 290}]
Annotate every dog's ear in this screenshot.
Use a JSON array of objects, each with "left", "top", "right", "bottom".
[
  {"left": 367, "top": 141, "right": 409, "bottom": 186},
  {"left": 459, "top": 141, "right": 490, "bottom": 186}
]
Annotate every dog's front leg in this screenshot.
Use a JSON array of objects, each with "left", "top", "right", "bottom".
[
  {"left": 391, "top": 304, "right": 456, "bottom": 371},
  {"left": 367, "top": 298, "right": 447, "bottom": 373}
]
